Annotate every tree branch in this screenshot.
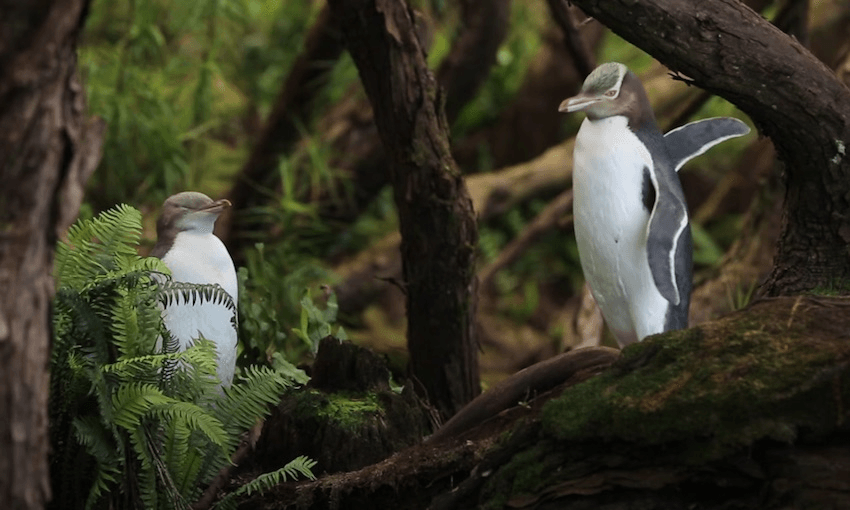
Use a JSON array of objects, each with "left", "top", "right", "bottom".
[{"left": 544, "top": 0, "right": 596, "bottom": 78}]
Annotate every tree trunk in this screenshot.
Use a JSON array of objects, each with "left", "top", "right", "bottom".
[
  {"left": 0, "top": 1, "right": 101, "bottom": 508},
  {"left": 567, "top": 0, "right": 850, "bottom": 296},
  {"left": 327, "top": 0, "right": 480, "bottom": 420}
]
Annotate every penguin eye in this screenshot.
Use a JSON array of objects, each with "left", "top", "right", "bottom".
[{"left": 603, "top": 89, "right": 617, "bottom": 97}]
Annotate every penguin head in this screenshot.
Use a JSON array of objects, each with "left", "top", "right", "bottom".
[
  {"left": 559, "top": 62, "right": 654, "bottom": 125},
  {"left": 157, "top": 191, "right": 231, "bottom": 236}
]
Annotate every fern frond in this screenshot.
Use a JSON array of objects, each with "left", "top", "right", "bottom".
[
  {"left": 72, "top": 415, "right": 121, "bottom": 510},
  {"left": 216, "top": 365, "right": 291, "bottom": 437},
  {"left": 158, "top": 281, "right": 237, "bottom": 315},
  {"left": 149, "top": 401, "right": 227, "bottom": 448},
  {"left": 111, "top": 383, "right": 173, "bottom": 431},
  {"left": 55, "top": 204, "right": 144, "bottom": 289},
  {"left": 211, "top": 456, "right": 317, "bottom": 510}
]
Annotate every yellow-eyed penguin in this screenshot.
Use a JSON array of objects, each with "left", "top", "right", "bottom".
[
  {"left": 559, "top": 62, "right": 749, "bottom": 347},
  {"left": 151, "top": 192, "right": 238, "bottom": 386}
]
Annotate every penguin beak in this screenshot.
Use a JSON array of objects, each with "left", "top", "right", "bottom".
[
  {"left": 559, "top": 93, "right": 601, "bottom": 113},
  {"left": 199, "top": 199, "right": 232, "bottom": 214}
]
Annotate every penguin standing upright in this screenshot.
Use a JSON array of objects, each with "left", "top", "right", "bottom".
[
  {"left": 559, "top": 62, "right": 750, "bottom": 347},
  {"left": 152, "top": 192, "right": 239, "bottom": 386}
]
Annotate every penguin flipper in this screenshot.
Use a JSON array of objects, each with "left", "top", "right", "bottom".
[
  {"left": 645, "top": 188, "right": 689, "bottom": 306},
  {"left": 664, "top": 117, "right": 750, "bottom": 172}
]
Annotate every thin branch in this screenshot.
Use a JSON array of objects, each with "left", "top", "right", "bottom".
[
  {"left": 478, "top": 189, "right": 574, "bottom": 292},
  {"left": 544, "top": 0, "right": 596, "bottom": 78},
  {"left": 223, "top": 5, "right": 343, "bottom": 244}
]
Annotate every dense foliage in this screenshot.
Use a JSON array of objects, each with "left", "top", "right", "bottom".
[{"left": 50, "top": 205, "right": 313, "bottom": 509}]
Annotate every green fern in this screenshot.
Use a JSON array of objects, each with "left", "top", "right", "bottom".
[
  {"left": 50, "top": 204, "right": 312, "bottom": 510},
  {"left": 213, "top": 455, "right": 318, "bottom": 510}
]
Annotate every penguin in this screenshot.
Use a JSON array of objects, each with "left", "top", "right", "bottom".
[
  {"left": 559, "top": 62, "right": 750, "bottom": 348},
  {"left": 152, "top": 192, "right": 239, "bottom": 386}
]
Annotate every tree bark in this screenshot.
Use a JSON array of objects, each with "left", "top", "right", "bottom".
[
  {"left": 327, "top": 0, "right": 481, "bottom": 420},
  {"left": 567, "top": 0, "right": 850, "bottom": 296},
  {"left": 0, "top": 1, "right": 101, "bottom": 508}
]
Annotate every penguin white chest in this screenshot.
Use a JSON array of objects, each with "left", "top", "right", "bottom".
[
  {"left": 572, "top": 116, "right": 668, "bottom": 343},
  {"left": 162, "top": 232, "right": 238, "bottom": 300},
  {"left": 161, "top": 231, "right": 238, "bottom": 385}
]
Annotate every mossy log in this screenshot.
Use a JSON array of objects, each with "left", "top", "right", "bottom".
[{"left": 239, "top": 296, "right": 850, "bottom": 509}]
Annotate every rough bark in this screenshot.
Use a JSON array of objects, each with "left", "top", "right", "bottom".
[
  {"left": 567, "top": 0, "right": 850, "bottom": 295},
  {"left": 327, "top": 0, "right": 480, "bottom": 420},
  {"left": 0, "top": 1, "right": 101, "bottom": 508}
]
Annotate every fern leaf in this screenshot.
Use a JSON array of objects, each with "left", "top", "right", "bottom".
[
  {"left": 111, "top": 383, "right": 173, "bottom": 431},
  {"left": 211, "top": 455, "right": 317, "bottom": 510}
]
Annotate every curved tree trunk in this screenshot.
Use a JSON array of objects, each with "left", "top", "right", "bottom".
[
  {"left": 327, "top": 0, "right": 481, "bottom": 420},
  {"left": 0, "top": 1, "right": 101, "bottom": 508},
  {"left": 568, "top": 0, "right": 850, "bottom": 296}
]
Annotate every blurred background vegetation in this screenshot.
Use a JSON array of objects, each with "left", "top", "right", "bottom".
[{"left": 77, "top": 0, "right": 758, "bottom": 388}]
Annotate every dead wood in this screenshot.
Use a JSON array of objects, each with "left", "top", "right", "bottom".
[
  {"left": 426, "top": 347, "right": 619, "bottom": 444},
  {"left": 335, "top": 140, "right": 574, "bottom": 315},
  {"left": 478, "top": 189, "right": 573, "bottom": 292},
  {"left": 559, "top": 283, "right": 604, "bottom": 350},
  {"left": 689, "top": 139, "right": 780, "bottom": 325}
]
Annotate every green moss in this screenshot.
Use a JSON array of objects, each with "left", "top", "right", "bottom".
[
  {"left": 311, "top": 391, "right": 383, "bottom": 432},
  {"left": 481, "top": 443, "right": 553, "bottom": 510},
  {"left": 540, "top": 301, "right": 850, "bottom": 463}
]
